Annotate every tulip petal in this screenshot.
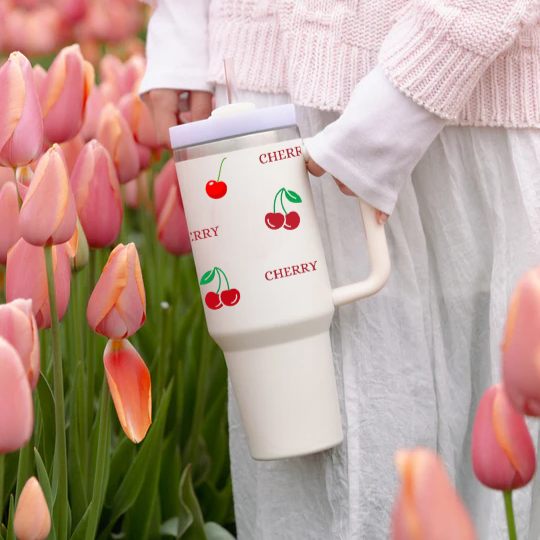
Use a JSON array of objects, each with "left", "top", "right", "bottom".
[
  {"left": 0, "top": 55, "right": 25, "bottom": 155},
  {"left": 154, "top": 159, "right": 177, "bottom": 220},
  {"left": 104, "top": 339, "right": 152, "bottom": 443},
  {"left": 14, "top": 477, "right": 51, "bottom": 540},
  {"left": 157, "top": 185, "right": 192, "bottom": 256},
  {"left": 0, "top": 337, "right": 33, "bottom": 453},
  {"left": 0, "top": 182, "right": 21, "bottom": 265}
]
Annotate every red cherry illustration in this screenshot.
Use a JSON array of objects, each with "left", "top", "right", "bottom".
[
  {"left": 205, "top": 292, "right": 223, "bottom": 310},
  {"left": 265, "top": 212, "right": 285, "bottom": 230},
  {"left": 284, "top": 211, "right": 300, "bottom": 230},
  {"left": 206, "top": 157, "right": 228, "bottom": 199},
  {"left": 221, "top": 289, "right": 241, "bottom": 307}
]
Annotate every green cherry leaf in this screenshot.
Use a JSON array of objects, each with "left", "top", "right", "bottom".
[
  {"left": 285, "top": 190, "right": 302, "bottom": 204},
  {"left": 200, "top": 268, "right": 216, "bottom": 286}
]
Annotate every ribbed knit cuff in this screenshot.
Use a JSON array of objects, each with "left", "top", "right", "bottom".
[{"left": 380, "top": 3, "right": 497, "bottom": 120}]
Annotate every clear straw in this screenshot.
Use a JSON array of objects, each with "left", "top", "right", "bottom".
[{"left": 223, "top": 57, "right": 239, "bottom": 105}]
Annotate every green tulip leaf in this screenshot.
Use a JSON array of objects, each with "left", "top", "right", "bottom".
[
  {"left": 200, "top": 269, "right": 216, "bottom": 286},
  {"left": 177, "top": 465, "right": 207, "bottom": 540},
  {"left": 6, "top": 495, "right": 15, "bottom": 540},
  {"left": 204, "top": 523, "right": 236, "bottom": 540},
  {"left": 285, "top": 190, "right": 302, "bottom": 204},
  {"left": 36, "top": 374, "right": 56, "bottom": 470}
]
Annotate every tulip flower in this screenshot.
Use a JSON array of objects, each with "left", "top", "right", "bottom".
[
  {"left": 0, "top": 337, "right": 33, "bottom": 453},
  {"left": 137, "top": 144, "right": 152, "bottom": 172},
  {"left": 6, "top": 239, "right": 71, "bottom": 330},
  {"left": 502, "top": 268, "right": 540, "bottom": 416},
  {"left": 0, "top": 299, "right": 40, "bottom": 390},
  {"left": 87, "top": 243, "right": 146, "bottom": 339},
  {"left": 392, "top": 448, "right": 478, "bottom": 540},
  {"left": 33, "top": 65, "right": 47, "bottom": 96},
  {"left": 124, "top": 173, "right": 149, "bottom": 211},
  {"left": 14, "top": 477, "right": 51, "bottom": 540},
  {"left": 15, "top": 165, "right": 33, "bottom": 201},
  {"left": 157, "top": 184, "right": 192, "bottom": 256},
  {"left": 154, "top": 158, "right": 178, "bottom": 219},
  {"left": 0, "top": 182, "right": 21, "bottom": 265},
  {"left": 96, "top": 103, "right": 139, "bottom": 184},
  {"left": 39, "top": 44, "right": 94, "bottom": 144},
  {"left": 118, "top": 93, "right": 160, "bottom": 149},
  {"left": 85, "top": 0, "right": 144, "bottom": 45},
  {"left": 0, "top": 167, "right": 14, "bottom": 189},
  {"left": 80, "top": 82, "right": 118, "bottom": 142},
  {"left": 68, "top": 219, "right": 89, "bottom": 273},
  {"left": 71, "top": 140, "right": 123, "bottom": 248},
  {"left": 472, "top": 384, "right": 536, "bottom": 490},
  {"left": 59, "top": 134, "right": 85, "bottom": 174},
  {"left": 0, "top": 52, "right": 43, "bottom": 167},
  {"left": 19, "top": 145, "right": 77, "bottom": 247},
  {"left": 104, "top": 339, "right": 152, "bottom": 443}
]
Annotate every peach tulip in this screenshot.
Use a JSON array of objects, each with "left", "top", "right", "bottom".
[
  {"left": 39, "top": 44, "right": 94, "bottom": 144},
  {"left": 157, "top": 184, "right": 191, "bottom": 257},
  {"left": 118, "top": 93, "right": 160, "bottom": 149},
  {"left": 68, "top": 219, "right": 89, "bottom": 273},
  {"left": 87, "top": 243, "right": 146, "bottom": 339},
  {"left": 0, "top": 167, "right": 15, "bottom": 189},
  {"left": 19, "top": 145, "right": 77, "bottom": 247},
  {"left": 0, "top": 182, "right": 21, "bottom": 265},
  {"left": 392, "top": 448, "right": 478, "bottom": 540},
  {"left": 14, "top": 477, "right": 51, "bottom": 540},
  {"left": 502, "top": 268, "right": 540, "bottom": 416},
  {"left": 80, "top": 82, "right": 118, "bottom": 142},
  {"left": 6, "top": 239, "right": 71, "bottom": 330},
  {"left": 0, "top": 337, "right": 33, "bottom": 453},
  {"left": 472, "top": 384, "right": 536, "bottom": 490},
  {"left": 99, "top": 54, "right": 146, "bottom": 96},
  {"left": 71, "top": 140, "right": 123, "bottom": 248},
  {"left": 104, "top": 339, "right": 152, "bottom": 443},
  {"left": 15, "top": 165, "right": 33, "bottom": 201},
  {"left": 0, "top": 52, "right": 43, "bottom": 168},
  {"left": 56, "top": 0, "right": 87, "bottom": 24},
  {"left": 97, "top": 103, "right": 139, "bottom": 184},
  {"left": 33, "top": 65, "right": 47, "bottom": 95},
  {"left": 0, "top": 299, "right": 40, "bottom": 390},
  {"left": 123, "top": 172, "right": 149, "bottom": 211},
  {"left": 137, "top": 144, "right": 152, "bottom": 172},
  {"left": 59, "top": 134, "right": 85, "bottom": 174},
  {"left": 154, "top": 159, "right": 178, "bottom": 219}
]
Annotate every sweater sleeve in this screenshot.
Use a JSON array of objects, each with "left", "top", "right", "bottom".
[
  {"left": 380, "top": 0, "right": 540, "bottom": 119},
  {"left": 138, "top": 0, "right": 213, "bottom": 95}
]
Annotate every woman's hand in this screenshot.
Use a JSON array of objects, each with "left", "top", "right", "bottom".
[
  {"left": 306, "top": 158, "right": 389, "bottom": 224},
  {"left": 142, "top": 89, "right": 213, "bottom": 148}
]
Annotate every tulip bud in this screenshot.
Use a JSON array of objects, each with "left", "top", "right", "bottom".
[
  {"left": 87, "top": 243, "right": 146, "bottom": 339},
  {"left": 0, "top": 337, "right": 33, "bottom": 453},
  {"left": 0, "top": 182, "right": 21, "bottom": 265},
  {"left": 15, "top": 165, "right": 33, "bottom": 201},
  {"left": 392, "top": 448, "right": 478, "bottom": 540},
  {"left": 118, "top": 93, "right": 160, "bottom": 149},
  {"left": 6, "top": 239, "right": 71, "bottom": 330},
  {"left": 0, "top": 52, "right": 43, "bottom": 167},
  {"left": 39, "top": 44, "right": 95, "bottom": 144},
  {"left": 123, "top": 172, "right": 150, "bottom": 211},
  {"left": 33, "top": 65, "right": 47, "bottom": 96},
  {"left": 68, "top": 219, "right": 89, "bottom": 273},
  {"left": 104, "top": 339, "right": 152, "bottom": 443},
  {"left": 157, "top": 184, "right": 191, "bottom": 257},
  {"left": 14, "top": 477, "right": 51, "bottom": 540},
  {"left": 472, "top": 384, "right": 536, "bottom": 490},
  {"left": 0, "top": 299, "right": 40, "bottom": 390},
  {"left": 154, "top": 159, "right": 178, "bottom": 220},
  {"left": 137, "top": 144, "right": 152, "bottom": 172},
  {"left": 59, "top": 134, "right": 85, "bottom": 174},
  {"left": 97, "top": 103, "right": 139, "bottom": 184},
  {"left": 80, "top": 82, "right": 118, "bottom": 142},
  {"left": 0, "top": 167, "right": 15, "bottom": 189},
  {"left": 71, "top": 140, "right": 123, "bottom": 248},
  {"left": 19, "top": 145, "right": 77, "bottom": 247},
  {"left": 502, "top": 268, "right": 540, "bottom": 416}
]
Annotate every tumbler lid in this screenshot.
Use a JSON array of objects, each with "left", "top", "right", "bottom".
[{"left": 169, "top": 103, "right": 297, "bottom": 149}]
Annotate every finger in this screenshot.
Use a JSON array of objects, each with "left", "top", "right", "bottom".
[
  {"left": 334, "top": 178, "right": 357, "bottom": 197},
  {"left": 189, "top": 91, "right": 213, "bottom": 122},
  {"left": 306, "top": 158, "right": 326, "bottom": 177},
  {"left": 143, "top": 89, "right": 182, "bottom": 148},
  {"left": 376, "top": 211, "right": 389, "bottom": 225}
]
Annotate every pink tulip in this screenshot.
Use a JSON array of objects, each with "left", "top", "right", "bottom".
[
  {"left": 87, "top": 243, "right": 146, "bottom": 339},
  {"left": 157, "top": 184, "right": 191, "bottom": 257},
  {"left": 472, "top": 384, "right": 536, "bottom": 490},
  {"left": 502, "top": 268, "right": 540, "bottom": 416},
  {"left": 55, "top": 0, "right": 87, "bottom": 24},
  {"left": 123, "top": 172, "right": 149, "bottom": 210},
  {"left": 392, "top": 448, "right": 478, "bottom": 540},
  {"left": 14, "top": 477, "right": 51, "bottom": 540},
  {"left": 19, "top": 145, "right": 77, "bottom": 247},
  {"left": 96, "top": 103, "right": 139, "bottom": 184},
  {"left": 6, "top": 239, "right": 71, "bottom": 330},
  {"left": 39, "top": 44, "right": 95, "bottom": 144},
  {"left": 0, "top": 299, "right": 39, "bottom": 390},
  {"left": 80, "top": 82, "right": 118, "bottom": 142},
  {"left": 0, "top": 52, "right": 43, "bottom": 168},
  {"left": 15, "top": 165, "right": 33, "bottom": 202},
  {"left": 0, "top": 337, "right": 33, "bottom": 454},
  {"left": 118, "top": 93, "right": 160, "bottom": 149},
  {"left": 85, "top": 1, "right": 143, "bottom": 46},
  {"left": 71, "top": 140, "right": 123, "bottom": 248},
  {"left": 0, "top": 182, "right": 21, "bottom": 265},
  {"left": 59, "top": 134, "right": 85, "bottom": 174},
  {"left": 99, "top": 53, "right": 146, "bottom": 96},
  {"left": 104, "top": 339, "right": 152, "bottom": 443},
  {"left": 33, "top": 65, "right": 47, "bottom": 95},
  {"left": 0, "top": 167, "right": 15, "bottom": 189},
  {"left": 137, "top": 144, "right": 152, "bottom": 172},
  {"left": 154, "top": 159, "right": 178, "bottom": 219}
]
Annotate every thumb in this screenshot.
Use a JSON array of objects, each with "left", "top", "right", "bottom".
[{"left": 189, "top": 91, "right": 213, "bottom": 122}]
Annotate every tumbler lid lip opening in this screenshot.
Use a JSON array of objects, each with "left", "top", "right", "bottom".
[{"left": 169, "top": 103, "right": 297, "bottom": 150}]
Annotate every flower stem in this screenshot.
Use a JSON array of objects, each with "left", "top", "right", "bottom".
[
  {"left": 216, "top": 157, "right": 227, "bottom": 183},
  {"left": 0, "top": 453, "right": 4, "bottom": 519},
  {"left": 44, "top": 245, "right": 68, "bottom": 540},
  {"left": 504, "top": 491, "right": 518, "bottom": 540},
  {"left": 87, "top": 250, "right": 97, "bottom": 431}
]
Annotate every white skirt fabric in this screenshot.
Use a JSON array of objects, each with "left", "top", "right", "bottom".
[{"left": 216, "top": 88, "right": 540, "bottom": 540}]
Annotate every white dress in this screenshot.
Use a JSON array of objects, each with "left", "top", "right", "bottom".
[{"left": 216, "top": 88, "right": 540, "bottom": 540}]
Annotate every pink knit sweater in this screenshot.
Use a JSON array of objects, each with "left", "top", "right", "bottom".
[{"left": 207, "top": 0, "right": 540, "bottom": 128}]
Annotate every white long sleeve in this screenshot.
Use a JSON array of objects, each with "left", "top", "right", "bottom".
[
  {"left": 304, "top": 67, "right": 447, "bottom": 215},
  {"left": 138, "top": 0, "right": 213, "bottom": 95}
]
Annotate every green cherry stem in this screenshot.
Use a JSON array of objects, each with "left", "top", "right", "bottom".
[
  {"left": 273, "top": 188, "right": 285, "bottom": 214},
  {"left": 216, "top": 268, "right": 222, "bottom": 295},
  {"left": 216, "top": 158, "right": 227, "bottom": 183},
  {"left": 215, "top": 267, "right": 230, "bottom": 291},
  {"left": 280, "top": 189, "right": 288, "bottom": 215}
]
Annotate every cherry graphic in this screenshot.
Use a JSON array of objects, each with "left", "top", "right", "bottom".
[
  {"left": 265, "top": 188, "right": 302, "bottom": 230},
  {"left": 221, "top": 289, "right": 241, "bottom": 306},
  {"left": 265, "top": 212, "right": 285, "bottom": 230},
  {"left": 284, "top": 211, "right": 300, "bottom": 230},
  {"left": 205, "top": 292, "right": 223, "bottom": 310},
  {"left": 206, "top": 157, "right": 228, "bottom": 199},
  {"left": 200, "top": 267, "right": 240, "bottom": 310}
]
